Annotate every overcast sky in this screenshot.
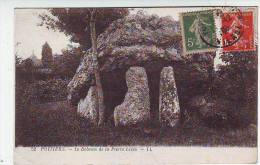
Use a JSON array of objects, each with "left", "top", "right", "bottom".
[{"left": 15, "top": 9, "right": 70, "bottom": 59}]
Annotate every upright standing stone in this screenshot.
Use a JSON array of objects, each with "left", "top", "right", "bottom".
[
  {"left": 77, "top": 86, "right": 98, "bottom": 126},
  {"left": 159, "top": 66, "right": 180, "bottom": 127},
  {"left": 114, "top": 67, "right": 150, "bottom": 126}
]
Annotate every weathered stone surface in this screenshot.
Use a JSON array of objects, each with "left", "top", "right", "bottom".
[
  {"left": 97, "top": 14, "right": 181, "bottom": 54},
  {"left": 77, "top": 86, "right": 98, "bottom": 125},
  {"left": 114, "top": 67, "right": 150, "bottom": 126},
  {"left": 159, "top": 66, "right": 180, "bottom": 127},
  {"left": 67, "top": 13, "right": 182, "bottom": 105},
  {"left": 67, "top": 55, "right": 95, "bottom": 105},
  {"left": 96, "top": 13, "right": 183, "bottom": 71},
  {"left": 67, "top": 13, "right": 214, "bottom": 113}
]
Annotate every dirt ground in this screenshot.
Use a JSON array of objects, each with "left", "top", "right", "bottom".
[{"left": 15, "top": 101, "right": 257, "bottom": 147}]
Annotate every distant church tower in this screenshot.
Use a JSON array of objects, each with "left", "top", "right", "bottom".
[{"left": 41, "top": 42, "right": 53, "bottom": 68}]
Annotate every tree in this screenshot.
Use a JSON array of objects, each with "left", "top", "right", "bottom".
[
  {"left": 52, "top": 47, "right": 83, "bottom": 79},
  {"left": 88, "top": 8, "right": 129, "bottom": 126},
  {"left": 41, "top": 42, "right": 53, "bottom": 68},
  {"left": 39, "top": 8, "right": 129, "bottom": 49},
  {"left": 219, "top": 51, "right": 257, "bottom": 103},
  {"left": 40, "top": 8, "right": 129, "bottom": 126},
  {"left": 213, "top": 50, "right": 257, "bottom": 125}
]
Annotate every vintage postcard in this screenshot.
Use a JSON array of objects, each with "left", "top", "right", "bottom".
[{"left": 7, "top": 4, "right": 258, "bottom": 165}]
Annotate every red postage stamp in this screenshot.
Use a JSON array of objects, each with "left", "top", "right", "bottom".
[{"left": 221, "top": 10, "right": 255, "bottom": 52}]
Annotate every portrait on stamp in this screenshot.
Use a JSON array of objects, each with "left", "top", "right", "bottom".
[
  {"left": 222, "top": 10, "right": 255, "bottom": 52},
  {"left": 180, "top": 10, "right": 217, "bottom": 54}
]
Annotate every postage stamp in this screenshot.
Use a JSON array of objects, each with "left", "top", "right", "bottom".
[
  {"left": 221, "top": 10, "right": 255, "bottom": 52},
  {"left": 180, "top": 8, "right": 256, "bottom": 54},
  {"left": 180, "top": 10, "right": 217, "bottom": 54},
  {"left": 9, "top": 6, "right": 257, "bottom": 165}
]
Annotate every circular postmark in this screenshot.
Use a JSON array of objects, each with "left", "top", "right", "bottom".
[{"left": 199, "top": 7, "right": 244, "bottom": 48}]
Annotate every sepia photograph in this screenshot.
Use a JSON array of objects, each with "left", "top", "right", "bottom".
[
  {"left": 10, "top": 5, "right": 258, "bottom": 164},
  {"left": 15, "top": 7, "right": 257, "bottom": 147}
]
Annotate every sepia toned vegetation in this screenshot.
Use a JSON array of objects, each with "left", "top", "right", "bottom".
[{"left": 15, "top": 9, "right": 257, "bottom": 147}]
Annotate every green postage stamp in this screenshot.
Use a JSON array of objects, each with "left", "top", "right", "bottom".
[{"left": 180, "top": 10, "right": 217, "bottom": 54}]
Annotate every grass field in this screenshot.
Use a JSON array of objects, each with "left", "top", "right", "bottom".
[{"left": 15, "top": 101, "right": 257, "bottom": 147}]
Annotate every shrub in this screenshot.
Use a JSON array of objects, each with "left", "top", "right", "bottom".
[
  {"left": 16, "top": 78, "right": 69, "bottom": 106},
  {"left": 211, "top": 51, "right": 257, "bottom": 127},
  {"left": 16, "top": 101, "right": 87, "bottom": 146},
  {"left": 30, "top": 78, "right": 69, "bottom": 104}
]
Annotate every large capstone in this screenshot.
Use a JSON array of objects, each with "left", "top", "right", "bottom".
[
  {"left": 159, "top": 66, "right": 180, "bottom": 127},
  {"left": 68, "top": 13, "right": 214, "bottom": 122},
  {"left": 114, "top": 67, "right": 150, "bottom": 126},
  {"left": 77, "top": 86, "right": 98, "bottom": 125}
]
